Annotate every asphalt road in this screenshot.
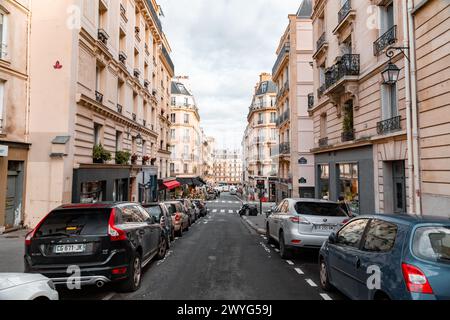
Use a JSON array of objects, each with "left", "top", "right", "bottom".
[{"left": 59, "top": 193, "right": 345, "bottom": 300}]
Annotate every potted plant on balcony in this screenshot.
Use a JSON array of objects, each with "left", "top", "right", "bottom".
[
  {"left": 131, "top": 153, "right": 139, "bottom": 165},
  {"left": 115, "top": 150, "right": 131, "bottom": 165},
  {"left": 93, "top": 144, "right": 112, "bottom": 164},
  {"left": 142, "top": 155, "right": 150, "bottom": 165}
]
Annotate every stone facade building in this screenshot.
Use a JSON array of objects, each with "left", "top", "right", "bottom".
[{"left": 212, "top": 149, "right": 242, "bottom": 185}]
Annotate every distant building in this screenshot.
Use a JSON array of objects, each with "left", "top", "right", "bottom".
[{"left": 212, "top": 149, "right": 243, "bottom": 185}]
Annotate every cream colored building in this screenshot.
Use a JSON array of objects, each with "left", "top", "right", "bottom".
[
  {"left": 169, "top": 77, "right": 202, "bottom": 176},
  {"left": 271, "top": 1, "right": 315, "bottom": 202},
  {"left": 25, "top": 0, "right": 174, "bottom": 227},
  {"left": 242, "top": 73, "right": 278, "bottom": 202},
  {"left": 199, "top": 129, "right": 214, "bottom": 181},
  {"left": 212, "top": 149, "right": 242, "bottom": 185},
  {"left": 0, "top": 0, "right": 30, "bottom": 232}
]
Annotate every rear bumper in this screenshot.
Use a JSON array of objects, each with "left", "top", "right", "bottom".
[{"left": 284, "top": 231, "right": 329, "bottom": 248}]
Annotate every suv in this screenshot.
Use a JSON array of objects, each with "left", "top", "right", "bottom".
[
  {"left": 142, "top": 202, "right": 175, "bottom": 245},
  {"left": 266, "top": 199, "right": 349, "bottom": 259},
  {"left": 24, "top": 203, "right": 168, "bottom": 292}
]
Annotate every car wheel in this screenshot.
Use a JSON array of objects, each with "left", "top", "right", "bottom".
[
  {"left": 279, "top": 232, "right": 291, "bottom": 259},
  {"left": 319, "top": 257, "right": 334, "bottom": 291},
  {"left": 118, "top": 253, "right": 142, "bottom": 292},
  {"left": 266, "top": 224, "right": 275, "bottom": 245},
  {"left": 156, "top": 236, "right": 167, "bottom": 260}
]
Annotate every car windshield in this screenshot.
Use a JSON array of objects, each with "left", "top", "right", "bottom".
[
  {"left": 412, "top": 226, "right": 450, "bottom": 264},
  {"left": 294, "top": 202, "right": 348, "bottom": 217},
  {"left": 35, "top": 209, "right": 111, "bottom": 237}
]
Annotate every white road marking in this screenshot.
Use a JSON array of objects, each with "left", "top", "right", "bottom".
[
  {"left": 228, "top": 210, "right": 233, "bottom": 214},
  {"left": 306, "top": 279, "right": 318, "bottom": 287},
  {"left": 212, "top": 209, "right": 217, "bottom": 213},
  {"left": 274, "top": 248, "right": 280, "bottom": 253},
  {"left": 286, "top": 260, "right": 294, "bottom": 265},
  {"left": 294, "top": 268, "right": 304, "bottom": 275},
  {"left": 220, "top": 210, "right": 225, "bottom": 213},
  {"left": 270, "top": 244, "right": 275, "bottom": 248},
  {"left": 102, "top": 293, "right": 116, "bottom": 300},
  {"left": 320, "top": 294, "right": 333, "bottom": 301}
]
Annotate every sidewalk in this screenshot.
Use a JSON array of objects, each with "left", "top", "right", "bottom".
[
  {"left": 0, "top": 229, "right": 29, "bottom": 273},
  {"left": 241, "top": 214, "right": 267, "bottom": 235}
]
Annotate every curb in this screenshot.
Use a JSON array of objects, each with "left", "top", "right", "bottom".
[{"left": 242, "top": 216, "right": 266, "bottom": 235}]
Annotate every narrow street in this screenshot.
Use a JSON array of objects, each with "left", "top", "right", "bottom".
[{"left": 58, "top": 193, "right": 344, "bottom": 300}]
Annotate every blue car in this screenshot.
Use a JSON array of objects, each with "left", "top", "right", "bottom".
[{"left": 318, "top": 214, "right": 450, "bottom": 300}]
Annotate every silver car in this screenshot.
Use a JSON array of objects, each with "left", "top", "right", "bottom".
[{"left": 265, "top": 198, "right": 350, "bottom": 259}]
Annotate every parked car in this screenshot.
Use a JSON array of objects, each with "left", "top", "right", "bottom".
[
  {"left": 239, "top": 204, "right": 258, "bottom": 216},
  {"left": 24, "top": 202, "right": 168, "bottom": 292},
  {"left": 230, "top": 187, "right": 237, "bottom": 195},
  {"left": 0, "top": 273, "right": 59, "bottom": 300},
  {"left": 192, "top": 200, "right": 207, "bottom": 217},
  {"left": 176, "top": 199, "right": 196, "bottom": 223},
  {"left": 319, "top": 214, "right": 450, "bottom": 300},
  {"left": 207, "top": 191, "right": 217, "bottom": 200},
  {"left": 265, "top": 199, "right": 350, "bottom": 259},
  {"left": 142, "top": 202, "right": 175, "bottom": 244},
  {"left": 164, "top": 201, "right": 190, "bottom": 237}
]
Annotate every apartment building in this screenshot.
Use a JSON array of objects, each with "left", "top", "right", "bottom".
[
  {"left": 25, "top": 0, "right": 174, "bottom": 227},
  {"left": 0, "top": 0, "right": 30, "bottom": 232},
  {"left": 169, "top": 77, "right": 202, "bottom": 176},
  {"left": 271, "top": 0, "right": 315, "bottom": 202},
  {"left": 310, "top": 0, "right": 416, "bottom": 215},
  {"left": 199, "top": 129, "right": 214, "bottom": 181},
  {"left": 212, "top": 149, "right": 243, "bottom": 185},
  {"left": 242, "top": 73, "right": 278, "bottom": 202}
]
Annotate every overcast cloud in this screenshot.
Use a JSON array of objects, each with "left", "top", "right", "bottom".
[{"left": 158, "top": 0, "right": 302, "bottom": 150}]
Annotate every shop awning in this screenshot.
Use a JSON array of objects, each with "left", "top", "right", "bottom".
[{"left": 163, "top": 180, "right": 181, "bottom": 190}]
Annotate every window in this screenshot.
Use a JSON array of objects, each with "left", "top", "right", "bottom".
[
  {"left": 320, "top": 113, "right": 327, "bottom": 138},
  {"left": 94, "top": 123, "right": 102, "bottom": 145},
  {"left": 184, "top": 164, "right": 188, "bottom": 173},
  {"left": 381, "top": 83, "right": 398, "bottom": 120},
  {"left": 120, "top": 206, "right": 145, "bottom": 223},
  {"left": 338, "top": 163, "right": 359, "bottom": 214},
  {"left": 0, "top": 81, "right": 4, "bottom": 131},
  {"left": 170, "top": 113, "right": 176, "bottom": 123},
  {"left": 294, "top": 202, "right": 347, "bottom": 217},
  {"left": 171, "top": 97, "right": 176, "bottom": 106},
  {"left": 261, "top": 82, "right": 268, "bottom": 93},
  {"left": 319, "top": 164, "right": 330, "bottom": 200},
  {"left": 184, "top": 113, "right": 190, "bottom": 124},
  {"left": 336, "top": 219, "right": 369, "bottom": 248},
  {"left": 0, "top": 12, "right": 7, "bottom": 59},
  {"left": 270, "top": 112, "right": 276, "bottom": 123},
  {"left": 115, "top": 131, "right": 122, "bottom": 152},
  {"left": 412, "top": 226, "right": 450, "bottom": 264},
  {"left": 184, "top": 98, "right": 188, "bottom": 106},
  {"left": 170, "top": 129, "right": 175, "bottom": 139},
  {"left": 380, "top": 2, "right": 395, "bottom": 34},
  {"left": 363, "top": 220, "right": 398, "bottom": 252}
]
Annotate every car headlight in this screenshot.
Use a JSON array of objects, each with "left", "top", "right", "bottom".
[{"left": 47, "top": 280, "right": 56, "bottom": 290}]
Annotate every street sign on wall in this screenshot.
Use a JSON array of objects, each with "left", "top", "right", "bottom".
[{"left": 0, "top": 145, "right": 8, "bottom": 157}]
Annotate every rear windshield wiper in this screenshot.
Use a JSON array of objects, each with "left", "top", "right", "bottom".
[{"left": 36, "top": 233, "right": 71, "bottom": 238}]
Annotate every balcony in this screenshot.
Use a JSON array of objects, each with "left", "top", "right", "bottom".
[
  {"left": 257, "top": 120, "right": 264, "bottom": 125},
  {"left": 98, "top": 29, "right": 109, "bottom": 46},
  {"left": 308, "top": 93, "right": 314, "bottom": 109},
  {"left": 276, "top": 81, "right": 290, "bottom": 103},
  {"left": 272, "top": 43, "right": 290, "bottom": 77},
  {"left": 333, "top": 0, "right": 356, "bottom": 37},
  {"left": 319, "top": 137, "right": 328, "bottom": 148},
  {"left": 377, "top": 116, "right": 401, "bottom": 135},
  {"left": 117, "top": 104, "right": 123, "bottom": 114},
  {"left": 317, "top": 84, "right": 326, "bottom": 98},
  {"left": 314, "top": 32, "right": 328, "bottom": 59},
  {"left": 133, "top": 69, "right": 141, "bottom": 79},
  {"left": 341, "top": 129, "right": 355, "bottom": 142},
  {"left": 279, "top": 142, "right": 290, "bottom": 155},
  {"left": 95, "top": 91, "right": 103, "bottom": 104},
  {"left": 374, "top": 25, "right": 397, "bottom": 56},
  {"left": 132, "top": 113, "right": 137, "bottom": 121},
  {"left": 324, "top": 54, "right": 360, "bottom": 92},
  {"left": 144, "top": 80, "right": 150, "bottom": 89},
  {"left": 146, "top": 0, "right": 162, "bottom": 34},
  {"left": 118, "top": 51, "right": 127, "bottom": 64},
  {"left": 120, "top": 4, "right": 126, "bottom": 18}
]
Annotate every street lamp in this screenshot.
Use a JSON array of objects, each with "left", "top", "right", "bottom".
[
  {"left": 382, "top": 46, "right": 410, "bottom": 85},
  {"left": 135, "top": 133, "right": 143, "bottom": 145}
]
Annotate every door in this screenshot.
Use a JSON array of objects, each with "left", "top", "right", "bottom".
[
  {"left": 121, "top": 205, "right": 153, "bottom": 260},
  {"left": 137, "top": 206, "right": 160, "bottom": 253},
  {"left": 5, "top": 161, "right": 24, "bottom": 228},
  {"left": 327, "top": 219, "right": 370, "bottom": 299},
  {"left": 393, "top": 161, "right": 406, "bottom": 213}
]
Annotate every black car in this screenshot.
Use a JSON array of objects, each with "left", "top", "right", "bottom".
[
  {"left": 239, "top": 204, "right": 258, "bottom": 216},
  {"left": 142, "top": 202, "right": 175, "bottom": 244},
  {"left": 192, "top": 200, "right": 207, "bottom": 217},
  {"left": 24, "top": 202, "right": 168, "bottom": 292}
]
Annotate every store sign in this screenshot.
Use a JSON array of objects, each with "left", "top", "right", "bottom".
[
  {"left": 298, "top": 157, "right": 308, "bottom": 165},
  {"left": 0, "top": 145, "right": 8, "bottom": 157}
]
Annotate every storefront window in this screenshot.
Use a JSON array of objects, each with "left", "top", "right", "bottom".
[
  {"left": 319, "top": 164, "right": 330, "bottom": 200},
  {"left": 114, "top": 179, "right": 127, "bottom": 202},
  {"left": 338, "top": 163, "right": 359, "bottom": 214},
  {"left": 80, "top": 181, "right": 106, "bottom": 203}
]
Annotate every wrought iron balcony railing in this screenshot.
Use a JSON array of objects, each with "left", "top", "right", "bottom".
[
  {"left": 117, "top": 104, "right": 123, "bottom": 114},
  {"left": 316, "top": 32, "right": 326, "bottom": 52},
  {"left": 374, "top": 25, "right": 397, "bottom": 56},
  {"left": 324, "top": 54, "right": 360, "bottom": 89},
  {"left": 132, "top": 113, "right": 137, "bottom": 121},
  {"left": 272, "top": 43, "right": 290, "bottom": 76},
  {"left": 318, "top": 84, "right": 326, "bottom": 98},
  {"left": 341, "top": 129, "right": 355, "bottom": 142},
  {"left": 377, "top": 116, "right": 401, "bottom": 135},
  {"left": 308, "top": 93, "right": 314, "bottom": 109},
  {"left": 133, "top": 69, "right": 141, "bottom": 79},
  {"left": 338, "top": 0, "right": 352, "bottom": 25},
  {"left": 118, "top": 51, "right": 127, "bottom": 64},
  {"left": 95, "top": 91, "right": 103, "bottom": 104},
  {"left": 319, "top": 137, "right": 329, "bottom": 148},
  {"left": 98, "top": 29, "right": 109, "bottom": 45},
  {"left": 120, "top": 4, "right": 126, "bottom": 16},
  {"left": 279, "top": 142, "right": 290, "bottom": 155}
]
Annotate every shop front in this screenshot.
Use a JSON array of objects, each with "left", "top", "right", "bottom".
[
  {"left": 72, "top": 165, "right": 131, "bottom": 203},
  {"left": 133, "top": 166, "right": 158, "bottom": 204},
  {"left": 315, "top": 145, "right": 374, "bottom": 215}
]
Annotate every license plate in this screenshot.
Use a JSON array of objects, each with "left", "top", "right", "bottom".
[
  {"left": 315, "top": 225, "right": 336, "bottom": 231},
  {"left": 54, "top": 244, "right": 86, "bottom": 254}
]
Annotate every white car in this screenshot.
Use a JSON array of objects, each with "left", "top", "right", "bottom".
[{"left": 0, "top": 273, "right": 59, "bottom": 300}]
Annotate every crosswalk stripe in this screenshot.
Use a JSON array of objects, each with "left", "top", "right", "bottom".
[
  {"left": 306, "top": 279, "right": 318, "bottom": 287},
  {"left": 228, "top": 210, "right": 233, "bottom": 214},
  {"left": 212, "top": 209, "right": 217, "bottom": 213},
  {"left": 286, "top": 260, "right": 294, "bottom": 265},
  {"left": 294, "top": 268, "right": 304, "bottom": 275},
  {"left": 220, "top": 210, "right": 225, "bottom": 213},
  {"left": 320, "top": 294, "right": 332, "bottom": 301}
]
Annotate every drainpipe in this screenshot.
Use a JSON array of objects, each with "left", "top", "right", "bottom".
[
  {"left": 402, "top": 0, "right": 414, "bottom": 214},
  {"left": 407, "top": 0, "right": 422, "bottom": 215}
]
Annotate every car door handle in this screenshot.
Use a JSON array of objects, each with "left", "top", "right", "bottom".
[{"left": 355, "top": 257, "right": 361, "bottom": 269}]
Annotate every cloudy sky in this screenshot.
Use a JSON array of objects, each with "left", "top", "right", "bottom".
[{"left": 158, "top": 0, "right": 302, "bottom": 150}]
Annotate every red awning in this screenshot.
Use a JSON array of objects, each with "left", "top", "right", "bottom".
[{"left": 163, "top": 180, "right": 181, "bottom": 190}]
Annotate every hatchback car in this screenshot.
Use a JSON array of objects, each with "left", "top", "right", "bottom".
[
  {"left": 265, "top": 199, "right": 349, "bottom": 259},
  {"left": 142, "top": 202, "right": 175, "bottom": 244},
  {"left": 176, "top": 199, "right": 196, "bottom": 223},
  {"left": 164, "top": 201, "right": 190, "bottom": 237},
  {"left": 24, "top": 203, "right": 168, "bottom": 292},
  {"left": 319, "top": 214, "right": 450, "bottom": 300}
]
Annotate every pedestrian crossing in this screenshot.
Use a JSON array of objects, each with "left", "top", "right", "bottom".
[
  {"left": 211, "top": 209, "right": 240, "bottom": 214},
  {"left": 207, "top": 200, "right": 241, "bottom": 204}
]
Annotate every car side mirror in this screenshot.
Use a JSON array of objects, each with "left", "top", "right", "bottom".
[{"left": 328, "top": 232, "right": 337, "bottom": 244}]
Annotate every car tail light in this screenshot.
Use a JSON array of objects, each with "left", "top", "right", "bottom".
[
  {"left": 342, "top": 219, "right": 349, "bottom": 224},
  {"left": 175, "top": 213, "right": 181, "bottom": 222},
  {"left": 25, "top": 211, "right": 51, "bottom": 246},
  {"left": 112, "top": 267, "right": 127, "bottom": 275},
  {"left": 402, "top": 263, "right": 434, "bottom": 294},
  {"left": 290, "top": 216, "right": 311, "bottom": 225},
  {"left": 291, "top": 240, "right": 301, "bottom": 244},
  {"left": 108, "top": 209, "right": 127, "bottom": 241}
]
